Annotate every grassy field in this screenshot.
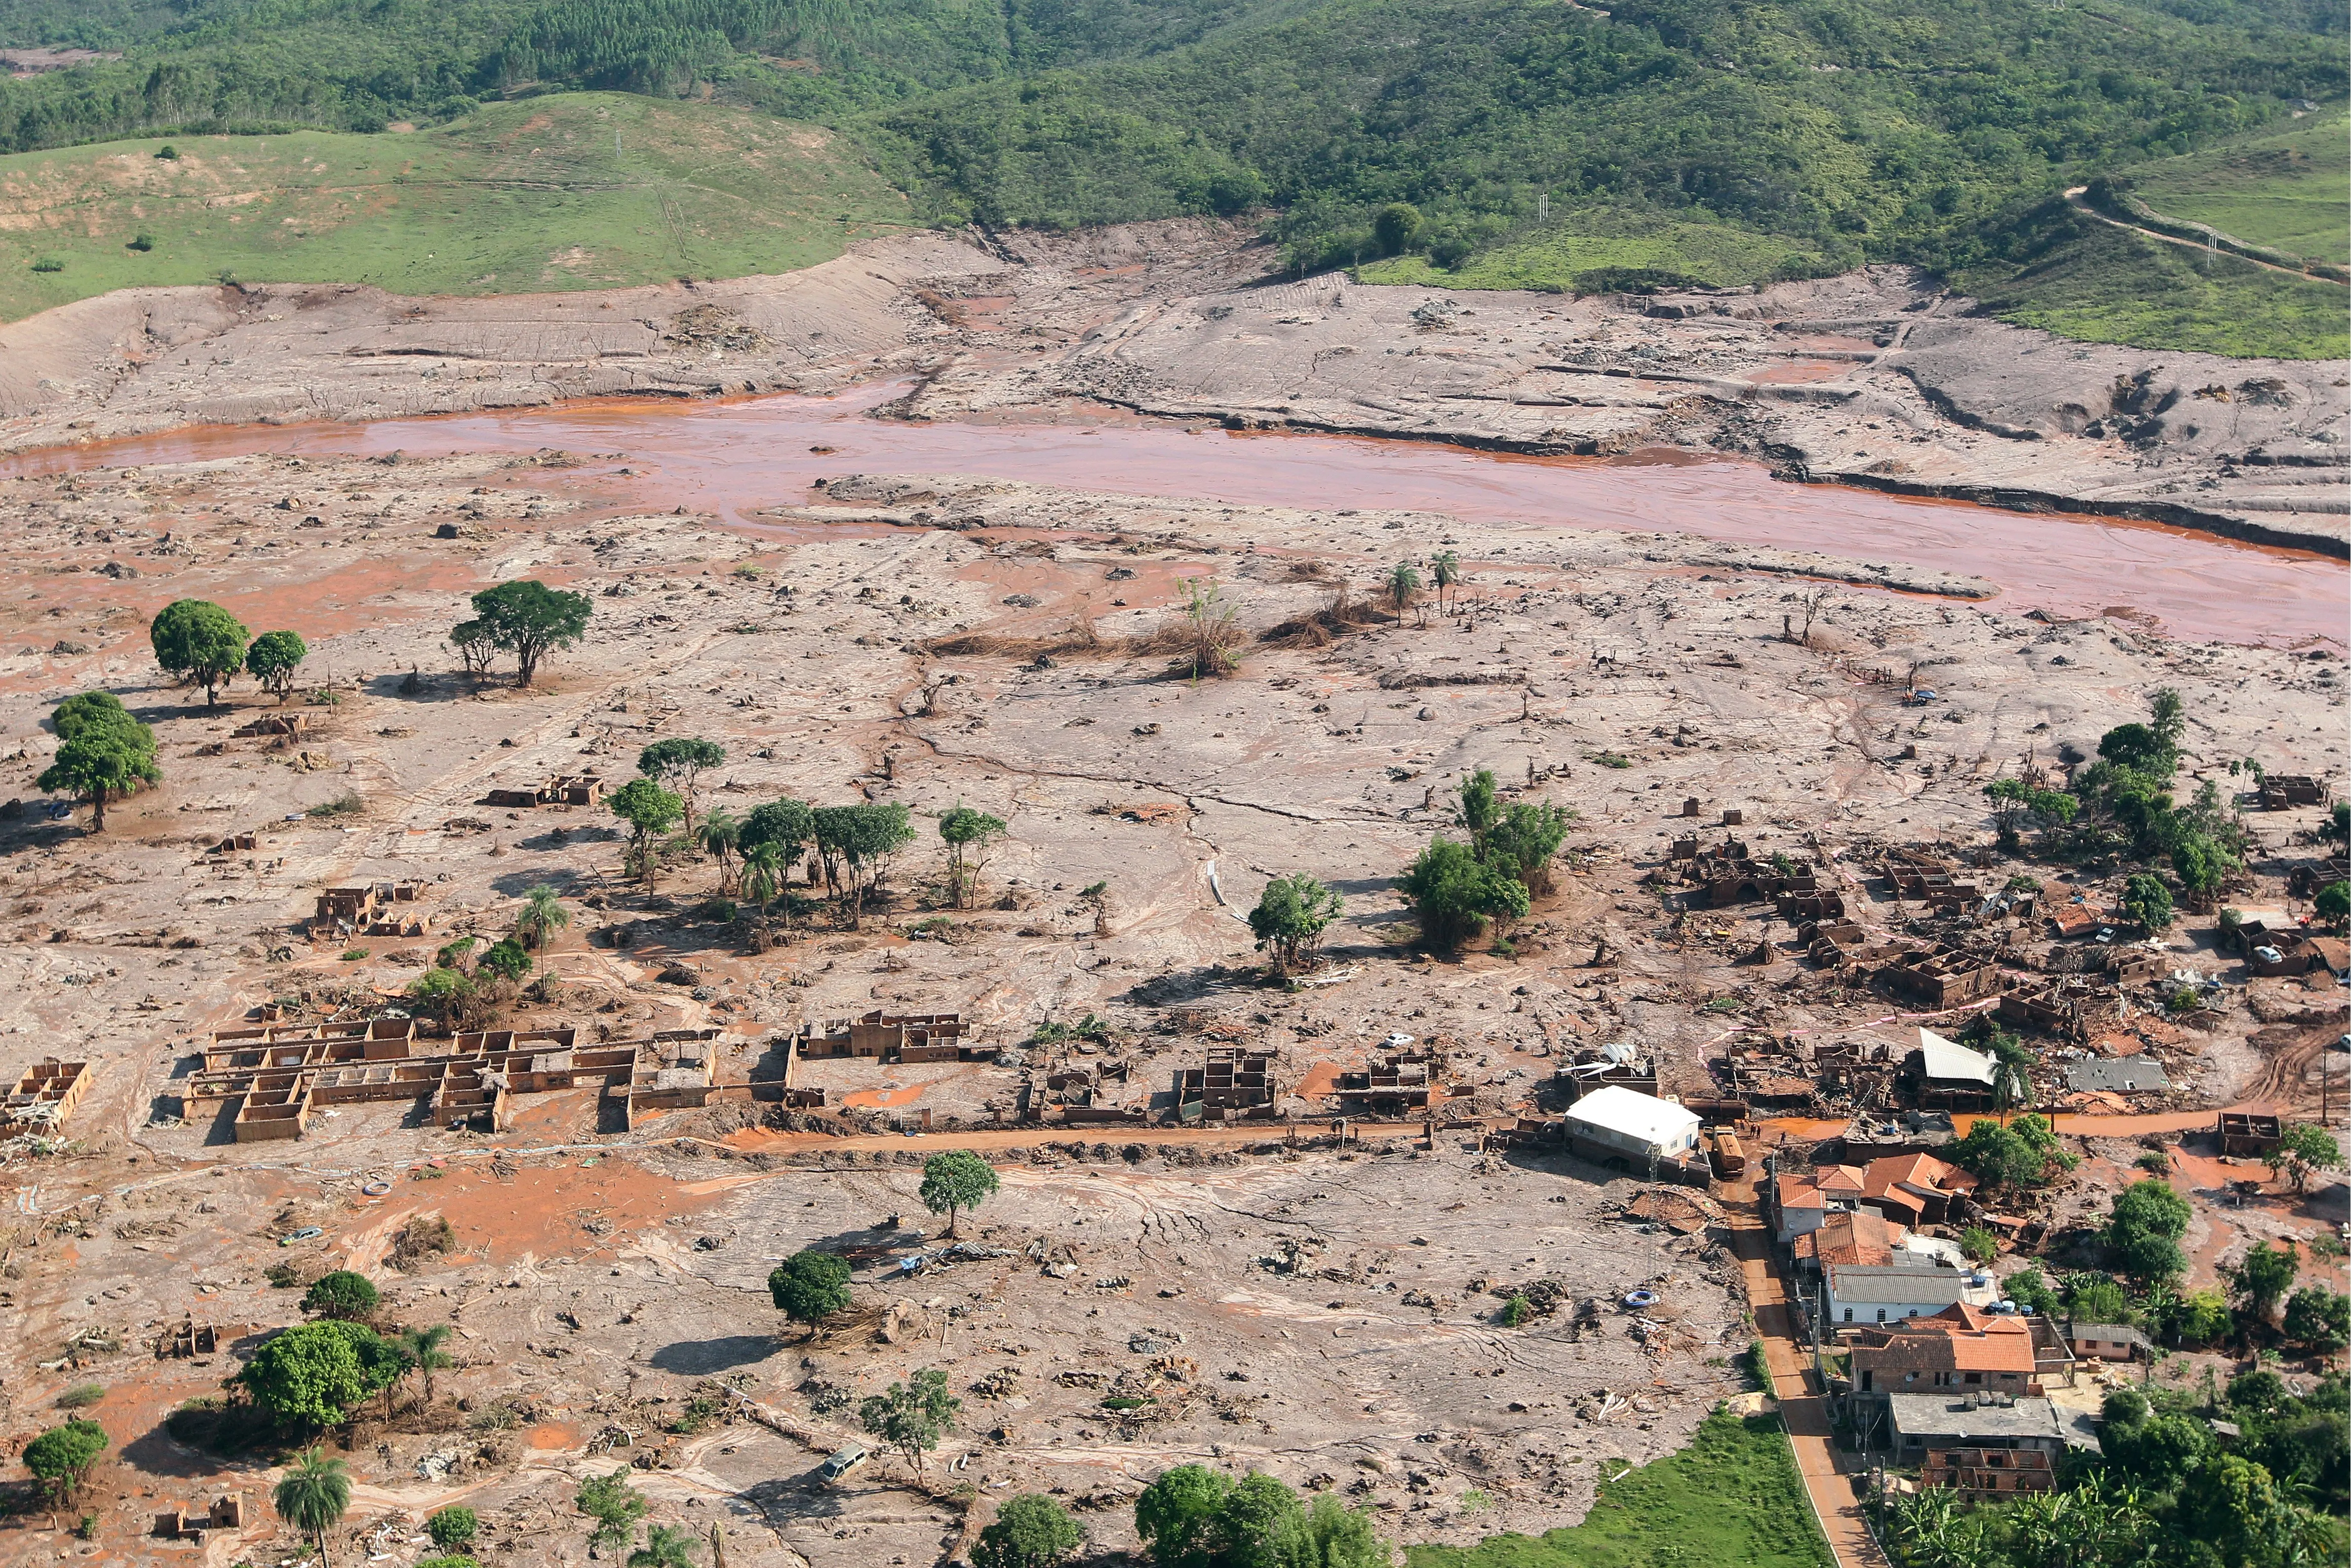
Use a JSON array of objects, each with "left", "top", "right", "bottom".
[
  {"left": 0, "top": 94, "right": 912, "bottom": 321},
  {"left": 1405, "top": 1412, "right": 1833, "bottom": 1568},
  {"left": 2127, "top": 109, "right": 2348, "bottom": 267},
  {"left": 1363, "top": 213, "right": 1823, "bottom": 294},
  {"left": 1959, "top": 202, "right": 2349, "bottom": 361}
]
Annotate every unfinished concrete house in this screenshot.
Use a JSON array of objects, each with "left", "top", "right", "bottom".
[
  {"left": 482, "top": 773, "right": 607, "bottom": 808},
  {"left": 152, "top": 1496, "right": 242, "bottom": 1543},
  {"left": 4, "top": 1058, "right": 93, "bottom": 1132},
  {"left": 1177, "top": 1046, "right": 1277, "bottom": 1118},
  {"left": 2219, "top": 1110, "right": 2284, "bottom": 1157}
]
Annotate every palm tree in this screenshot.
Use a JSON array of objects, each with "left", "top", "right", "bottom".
[
  {"left": 275, "top": 1448, "right": 351, "bottom": 1568},
  {"left": 741, "top": 842, "right": 785, "bottom": 931},
  {"left": 1432, "top": 550, "right": 1461, "bottom": 610},
  {"left": 398, "top": 1323, "right": 455, "bottom": 1411},
  {"left": 699, "top": 810, "right": 740, "bottom": 894},
  {"left": 628, "top": 1523, "right": 700, "bottom": 1568},
  {"left": 1384, "top": 561, "right": 1421, "bottom": 619},
  {"left": 516, "top": 885, "right": 570, "bottom": 989}
]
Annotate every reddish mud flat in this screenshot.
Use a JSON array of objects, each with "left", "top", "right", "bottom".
[{"left": 9, "top": 385, "right": 2341, "bottom": 645}]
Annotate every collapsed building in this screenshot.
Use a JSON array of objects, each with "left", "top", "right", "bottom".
[
  {"left": 480, "top": 773, "right": 607, "bottom": 808},
  {"left": 4, "top": 1057, "right": 91, "bottom": 1133},
  {"left": 309, "top": 881, "right": 432, "bottom": 939},
  {"left": 1177, "top": 1046, "right": 1279, "bottom": 1121}
]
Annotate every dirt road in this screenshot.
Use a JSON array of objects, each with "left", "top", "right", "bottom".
[{"left": 1723, "top": 1170, "right": 1887, "bottom": 1568}]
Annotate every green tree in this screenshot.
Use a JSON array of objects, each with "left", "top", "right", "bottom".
[
  {"left": 477, "top": 936, "right": 531, "bottom": 983},
  {"left": 1456, "top": 769, "right": 1500, "bottom": 849},
  {"left": 739, "top": 798, "right": 813, "bottom": 881},
  {"left": 516, "top": 884, "right": 570, "bottom": 988},
  {"left": 22, "top": 1419, "right": 107, "bottom": 1505},
  {"left": 300, "top": 1271, "right": 379, "bottom": 1321},
  {"left": 2120, "top": 873, "right": 2173, "bottom": 931},
  {"left": 637, "top": 737, "right": 726, "bottom": 832},
  {"left": 2063, "top": 1272, "right": 2132, "bottom": 1326},
  {"left": 1483, "top": 799, "right": 1576, "bottom": 894},
  {"left": 2004, "top": 1267, "right": 2060, "bottom": 1317},
  {"left": 576, "top": 1470, "right": 646, "bottom": 1550},
  {"left": 859, "top": 1367, "right": 959, "bottom": 1475},
  {"left": 1135, "top": 1463, "right": 1232, "bottom": 1568},
  {"left": 2106, "top": 1179, "right": 2192, "bottom": 1286},
  {"left": 52, "top": 690, "right": 135, "bottom": 743},
  {"left": 426, "top": 1506, "right": 479, "bottom": 1553},
  {"left": 405, "top": 966, "right": 480, "bottom": 1026},
  {"left": 2317, "top": 880, "right": 2350, "bottom": 933},
  {"left": 627, "top": 1523, "right": 700, "bottom": 1568},
  {"left": 610, "top": 777, "right": 686, "bottom": 890},
  {"left": 741, "top": 841, "right": 787, "bottom": 926},
  {"left": 39, "top": 716, "right": 160, "bottom": 833},
  {"left": 1400, "top": 837, "right": 1529, "bottom": 950},
  {"left": 2267, "top": 1124, "right": 2340, "bottom": 1194},
  {"left": 2171, "top": 831, "right": 2234, "bottom": 909},
  {"left": 2229, "top": 1241, "right": 2299, "bottom": 1324},
  {"left": 237, "top": 1320, "right": 405, "bottom": 1430},
  {"left": 973, "top": 1494, "right": 1083, "bottom": 1568},
  {"left": 698, "top": 809, "right": 740, "bottom": 893},
  {"left": 398, "top": 1323, "right": 455, "bottom": 1409},
  {"left": 149, "top": 598, "right": 249, "bottom": 708},
  {"left": 274, "top": 1448, "right": 352, "bottom": 1568},
  {"left": 1209, "top": 1472, "right": 1308, "bottom": 1568},
  {"left": 450, "top": 618, "right": 497, "bottom": 679},
  {"left": 811, "top": 802, "right": 916, "bottom": 927},
  {"left": 2098, "top": 722, "right": 2176, "bottom": 778},
  {"left": 1304, "top": 1495, "right": 1389, "bottom": 1568},
  {"left": 1431, "top": 549, "right": 1462, "bottom": 608},
  {"left": 245, "top": 629, "right": 308, "bottom": 703},
  {"left": 2175, "top": 1455, "right": 2292, "bottom": 1568},
  {"left": 2283, "top": 1287, "right": 2349, "bottom": 1353},
  {"left": 467, "top": 579, "right": 592, "bottom": 686},
  {"left": 939, "top": 803, "right": 1008, "bottom": 910},
  {"left": 1952, "top": 1120, "right": 2041, "bottom": 1193},
  {"left": 1247, "top": 873, "right": 1343, "bottom": 975},
  {"left": 1985, "top": 776, "right": 2078, "bottom": 847},
  {"left": 768, "top": 1250, "right": 853, "bottom": 1336},
  {"left": 919, "top": 1149, "right": 1000, "bottom": 1237},
  {"left": 1384, "top": 560, "right": 1421, "bottom": 616},
  {"left": 2147, "top": 687, "right": 2185, "bottom": 748},
  {"left": 1371, "top": 201, "right": 1421, "bottom": 255},
  {"left": 1959, "top": 1226, "right": 1999, "bottom": 1265}
]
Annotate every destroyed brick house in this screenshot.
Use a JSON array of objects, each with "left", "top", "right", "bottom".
[
  {"left": 309, "top": 881, "right": 430, "bottom": 939},
  {"left": 1884, "top": 849, "right": 1982, "bottom": 913},
  {"left": 2219, "top": 1110, "right": 2284, "bottom": 1157},
  {"left": 2221, "top": 911, "right": 2346, "bottom": 978},
  {"left": 794, "top": 1011, "right": 973, "bottom": 1063},
  {"left": 2257, "top": 774, "right": 2332, "bottom": 810},
  {"left": 1558, "top": 1042, "right": 1659, "bottom": 1103},
  {"left": 185, "top": 1017, "right": 767, "bottom": 1140},
  {"left": 1177, "top": 1046, "right": 1278, "bottom": 1119},
  {"left": 481, "top": 773, "right": 607, "bottom": 808},
  {"left": 4, "top": 1057, "right": 92, "bottom": 1133},
  {"left": 1330, "top": 1050, "right": 1446, "bottom": 1117},
  {"left": 1875, "top": 946, "right": 2008, "bottom": 1009}
]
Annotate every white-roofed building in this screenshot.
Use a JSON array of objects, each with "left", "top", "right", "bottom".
[{"left": 1561, "top": 1085, "right": 1703, "bottom": 1169}]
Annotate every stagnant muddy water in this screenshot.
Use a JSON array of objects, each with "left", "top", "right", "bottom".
[{"left": 12, "top": 384, "right": 2343, "bottom": 645}]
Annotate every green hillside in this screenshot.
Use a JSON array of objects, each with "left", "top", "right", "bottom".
[
  {"left": 2127, "top": 107, "right": 2348, "bottom": 266},
  {"left": 0, "top": 94, "right": 908, "bottom": 320},
  {"left": 0, "top": 0, "right": 2338, "bottom": 357}
]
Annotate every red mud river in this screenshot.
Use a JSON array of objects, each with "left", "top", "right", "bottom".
[{"left": 11, "top": 383, "right": 2344, "bottom": 646}]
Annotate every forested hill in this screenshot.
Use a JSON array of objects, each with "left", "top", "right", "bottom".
[{"left": 0, "top": 0, "right": 2340, "bottom": 351}]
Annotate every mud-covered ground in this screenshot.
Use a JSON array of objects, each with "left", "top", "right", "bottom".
[
  {"left": 0, "top": 446, "right": 2341, "bottom": 1567},
  {"left": 0, "top": 221, "right": 2341, "bottom": 555}
]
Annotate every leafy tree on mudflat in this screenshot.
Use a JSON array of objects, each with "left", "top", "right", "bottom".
[
  {"left": 466, "top": 580, "right": 591, "bottom": 686},
  {"left": 39, "top": 705, "right": 159, "bottom": 833},
  {"left": 237, "top": 1320, "right": 406, "bottom": 1431},
  {"left": 299, "top": 1270, "right": 379, "bottom": 1321},
  {"left": 938, "top": 803, "right": 1008, "bottom": 910},
  {"left": 1247, "top": 873, "right": 1342, "bottom": 976},
  {"left": 973, "top": 1494, "right": 1082, "bottom": 1568},
  {"left": 859, "top": 1367, "right": 959, "bottom": 1475},
  {"left": 245, "top": 629, "right": 308, "bottom": 702},
  {"left": 638, "top": 737, "right": 726, "bottom": 831},
  {"left": 768, "top": 1250, "right": 852, "bottom": 1336},
  {"left": 22, "top": 1419, "right": 107, "bottom": 1505},
  {"left": 1400, "top": 837, "right": 1527, "bottom": 950},
  {"left": 150, "top": 599, "right": 249, "bottom": 707},
  {"left": 919, "top": 1149, "right": 999, "bottom": 1237},
  {"left": 610, "top": 777, "right": 685, "bottom": 889}
]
